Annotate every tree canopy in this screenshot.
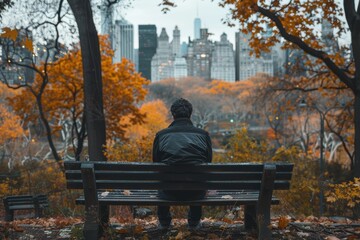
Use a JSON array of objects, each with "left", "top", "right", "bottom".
[{"left": 7, "top": 36, "right": 149, "bottom": 160}]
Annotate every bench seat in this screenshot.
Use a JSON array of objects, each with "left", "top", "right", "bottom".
[{"left": 75, "top": 190, "right": 280, "bottom": 206}]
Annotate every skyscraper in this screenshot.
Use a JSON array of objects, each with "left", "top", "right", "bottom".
[
  {"left": 0, "top": 28, "right": 34, "bottom": 85},
  {"left": 235, "top": 31, "right": 273, "bottom": 81},
  {"left": 151, "top": 28, "right": 173, "bottom": 82},
  {"left": 138, "top": 25, "right": 157, "bottom": 80},
  {"left": 211, "top": 33, "right": 235, "bottom": 82},
  {"left": 180, "top": 42, "right": 188, "bottom": 57},
  {"left": 194, "top": 18, "right": 201, "bottom": 40},
  {"left": 113, "top": 19, "right": 134, "bottom": 63},
  {"left": 186, "top": 28, "right": 213, "bottom": 81},
  {"left": 321, "top": 19, "right": 339, "bottom": 54},
  {"left": 171, "top": 26, "right": 181, "bottom": 57}
]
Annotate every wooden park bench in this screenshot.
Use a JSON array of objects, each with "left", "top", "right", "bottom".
[
  {"left": 64, "top": 161, "right": 293, "bottom": 240},
  {"left": 3, "top": 194, "right": 49, "bottom": 221}
]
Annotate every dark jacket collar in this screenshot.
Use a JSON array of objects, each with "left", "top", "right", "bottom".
[{"left": 169, "top": 118, "right": 193, "bottom": 127}]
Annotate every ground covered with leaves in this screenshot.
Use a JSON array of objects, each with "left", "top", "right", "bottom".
[{"left": 1, "top": 216, "right": 360, "bottom": 240}]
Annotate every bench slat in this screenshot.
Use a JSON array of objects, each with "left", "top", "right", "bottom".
[
  {"left": 67, "top": 180, "right": 290, "bottom": 190},
  {"left": 64, "top": 161, "right": 293, "bottom": 172},
  {"left": 66, "top": 171, "right": 292, "bottom": 181},
  {"left": 76, "top": 198, "right": 280, "bottom": 206},
  {"left": 9, "top": 205, "right": 36, "bottom": 210}
]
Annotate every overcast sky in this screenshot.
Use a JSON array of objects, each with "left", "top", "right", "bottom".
[{"left": 114, "top": 0, "right": 238, "bottom": 48}]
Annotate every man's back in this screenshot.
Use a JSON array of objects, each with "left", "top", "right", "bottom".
[{"left": 153, "top": 118, "right": 212, "bottom": 165}]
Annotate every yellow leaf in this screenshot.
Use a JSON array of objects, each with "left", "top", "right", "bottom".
[
  {"left": 23, "top": 37, "right": 33, "bottom": 52},
  {"left": 1, "top": 27, "right": 18, "bottom": 41}
]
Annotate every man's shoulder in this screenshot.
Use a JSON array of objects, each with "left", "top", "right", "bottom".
[{"left": 156, "top": 125, "right": 209, "bottom": 136}]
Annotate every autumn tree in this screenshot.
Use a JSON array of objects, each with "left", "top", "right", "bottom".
[
  {"left": 161, "top": 0, "right": 360, "bottom": 179},
  {"left": 0, "top": 1, "right": 77, "bottom": 164},
  {"left": 224, "top": 0, "right": 359, "bottom": 177},
  {"left": 8, "top": 36, "right": 148, "bottom": 161}
]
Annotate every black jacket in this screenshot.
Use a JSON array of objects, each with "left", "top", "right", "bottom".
[{"left": 152, "top": 118, "right": 212, "bottom": 164}]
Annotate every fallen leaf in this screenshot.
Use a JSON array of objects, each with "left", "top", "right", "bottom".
[
  {"left": 115, "top": 228, "right": 128, "bottom": 234},
  {"left": 221, "top": 195, "right": 233, "bottom": 199},
  {"left": 123, "top": 190, "right": 131, "bottom": 195},
  {"left": 101, "top": 191, "right": 109, "bottom": 197},
  {"left": 13, "top": 224, "right": 24, "bottom": 232},
  {"left": 325, "top": 236, "right": 340, "bottom": 240},
  {"left": 222, "top": 217, "right": 233, "bottom": 224},
  {"left": 278, "top": 216, "right": 290, "bottom": 230},
  {"left": 133, "top": 225, "right": 144, "bottom": 234}
]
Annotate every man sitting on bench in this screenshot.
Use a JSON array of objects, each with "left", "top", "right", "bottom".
[{"left": 152, "top": 98, "right": 213, "bottom": 230}]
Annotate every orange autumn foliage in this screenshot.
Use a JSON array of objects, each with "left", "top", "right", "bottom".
[
  {"left": 0, "top": 82, "right": 23, "bottom": 145},
  {"left": 7, "top": 35, "right": 149, "bottom": 141},
  {"left": 107, "top": 100, "right": 170, "bottom": 162}
]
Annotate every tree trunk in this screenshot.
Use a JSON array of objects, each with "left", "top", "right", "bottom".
[
  {"left": 349, "top": 0, "right": 360, "bottom": 178},
  {"left": 67, "top": 0, "right": 107, "bottom": 162},
  {"left": 354, "top": 93, "right": 360, "bottom": 177}
]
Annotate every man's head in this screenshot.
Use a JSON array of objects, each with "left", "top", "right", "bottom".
[{"left": 170, "top": 98, "right": 193, "bottom": 119}]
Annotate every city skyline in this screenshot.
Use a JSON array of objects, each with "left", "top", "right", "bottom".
[{"left": 117, "top": 0, "right": 237, "bottom": 48}]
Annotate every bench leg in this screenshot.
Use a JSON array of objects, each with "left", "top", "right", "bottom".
[
  {"left": 256, "top": 211, "right": 271, "bottom": 240},
  {"left": 83, "top": 205, "right": 101, "bottom": 240},
  {"left": 100, "top": 205, "right": 109, "bottom": 226},
  {"left": 244, "top": 205, "right": 257, "bottom": 231},
  {"left": 5, "top": 210, "right": 14, "bottom": 222},
  {"left": 34, "top": 207, "right": 43, "bottom": 218}
]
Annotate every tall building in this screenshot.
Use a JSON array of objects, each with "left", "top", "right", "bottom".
[
  {"left": 172, "top": 26, "right": 187, "bottom": 80},
  {"left": 113, "top": 19, "right": 134, "bottom": 63},
  {"left": 194, "top": 18, "right": 201, "bottom": 40},
  {"left": 272, "top": 41, "right": 286, "bottom": 76},
  {"left": 186, "top": 28, "right": 213, "bottom": 80},
  {"left": 321, "top": 19, "right": 339, "bottom": 54},
  {"left": 138, "top": 25, "right": 157, "bottom": 80},
  {"left": 235, "top": 31, "right": 273, "bottom": 81},
  {"left": 151, "top": 28, "right": 173, "bottom": 82},
  {"left": 171, "top": 26, "right": 181, "bottom": 57},
  {"left": 211, "top": 33, "right": 235, "bottom": 82},
  {"left": 0, "top": 28, "right": 34, "bottom": 85},
  {"left": 180, "top": 42, "right": 188, "bottom": 57},
  {"left": 173, "top": 57, "right": 187, "bottom": 80},
  {"left": 133, "top": 48, "right": 139, "bottom": 71}
]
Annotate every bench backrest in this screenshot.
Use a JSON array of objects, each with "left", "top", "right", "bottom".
[
  {"left": 64, "top": 161, "right": 293, "bottom": 191},
  {"left": 3, "top": 195, "right": 35, "bottom": 206},
  {"left": 3, "top": 194, "right": 48, "bottom": 207}
]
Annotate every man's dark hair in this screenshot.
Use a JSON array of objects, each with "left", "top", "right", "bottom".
[{"left": 171, "top": 98, "right": 193, "bottom": 119}]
